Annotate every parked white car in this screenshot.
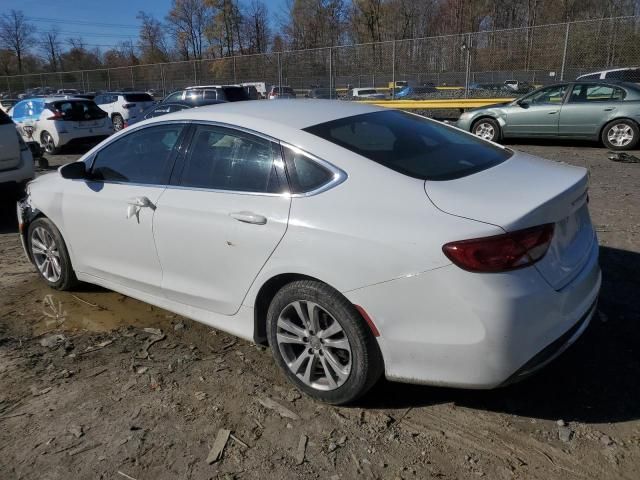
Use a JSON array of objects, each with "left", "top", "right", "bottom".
[
  {"left": 241, "top": 82, "right": 268, "bottom": 98},
  {"left": 348, "top": 87, "right": 386, "bottom": 99},
  {"left": 10, "top": 97, "right": 113, "bottom": 155},
  {"left": 94, "top": 92, "right": 155, "bottom": 131},
  {"left": 577, "top": 67, "right": 640, "bottom": 82},
  {"left": 0, "top": 108, "right": 33, "bottom": 193},
  {"left": 18, "top": 101, "right": 600, "bottom": 404},
  {"left": 57, "top": 89, "right": 80, "bottom": 95}
]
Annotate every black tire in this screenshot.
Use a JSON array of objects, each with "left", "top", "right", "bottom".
[
  {"left": 37, "top": 156, "right": 49, "bottom": 169},
  {"left": 601, "top": 119, "right": 639, "bottom": 151},
  {"left": 112, "top": 114, "right": 124, "bottom": 131},
  {"left": 266, "top": 280, "right": 383, "bottom": 405},
  {"left": 40, "top": 131, "right": 59, "bottom": 155},
  {"left": 27, "top": 217, "right": 78, "bottom": 291},
  {"left": 471, "top": 117, "right": 501, "bottom": 142}
]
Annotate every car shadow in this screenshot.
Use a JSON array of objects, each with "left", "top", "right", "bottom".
[
  {"left": 360, "top": 245, "right": 640, "bottom": 425},
  {"left": 0, "top": 192, "right": 19, "bottom": 234}
]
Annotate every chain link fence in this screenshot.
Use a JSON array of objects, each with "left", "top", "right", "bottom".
[{"left": 2, "top": 16, "right": 639, "bottom": 99}]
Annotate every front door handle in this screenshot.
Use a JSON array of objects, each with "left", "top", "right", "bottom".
[
  {"left": 603, "top": 107, "right": 616, "bottom": 111},
  {"left": 230, "top": 211, "right": 267, "bottom": 225},
  {"left": 548, "top": 111, "right": 558, "bottom": 114}
]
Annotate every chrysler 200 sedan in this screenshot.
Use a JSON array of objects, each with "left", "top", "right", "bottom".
[
  {"left": 457, "top": 80, "right": 640, "bottom": 150},
  {"left": 17, "top": 100, "right": 601, "bottom": 404}
]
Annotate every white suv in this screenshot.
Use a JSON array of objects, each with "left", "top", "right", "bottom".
[
  {"left": 0, "top": 108, "right": 33, "bottom": 193},
  {"left": 10, "top": 97, "right": 113, "bottom": 155},
  {"left": 94, "top": 92, "right": 155, "bottom": 131}
]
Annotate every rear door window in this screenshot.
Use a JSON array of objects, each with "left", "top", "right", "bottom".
[
  {"left": 91, "top": 124, "right": 185, "bottom": 184},
  {"left": 282, "top": 145, "right": 334, "bottom": 193},
  {"left": 569, "top": 84, "right": 625, "bottom": 103},
  {"left": 50, "top": 100, "right": 107, "bottom": 120},
  {"left": 178, "top": 125, "right": 281, "bottom": 193},
  {"left": 304, "top": 110, "right": 511, "bottom": 181}
]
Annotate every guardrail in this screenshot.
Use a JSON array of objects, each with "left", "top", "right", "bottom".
[{"left": 360, "top": 98, "right": 515, "bottom": 109}]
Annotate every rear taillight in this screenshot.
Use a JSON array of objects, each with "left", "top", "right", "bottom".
[
  {"left": 122, "top": 103, "right": 136, "bottom": 109},
  {"left": 47, "top": 111, "right": 63, "bottom": 120},
  {"left": 442, "top": 224, "right": 554, "bottom": 273}
]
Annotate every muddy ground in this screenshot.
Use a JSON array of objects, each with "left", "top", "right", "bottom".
[{"left": 1, "top": 141, "right": 639, "bottom": 480}]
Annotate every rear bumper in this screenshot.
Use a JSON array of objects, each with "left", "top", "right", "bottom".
[{"left": 344, "top": 237, "right": 601, "bottom": 388}]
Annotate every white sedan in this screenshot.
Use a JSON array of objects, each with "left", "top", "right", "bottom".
[{"left": 17, "top": 100, "right": 601, "bottom": 404}]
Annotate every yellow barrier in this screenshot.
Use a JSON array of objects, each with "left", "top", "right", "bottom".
[{"left": 359, "top": 98, "right": 515, "bottom": 109}]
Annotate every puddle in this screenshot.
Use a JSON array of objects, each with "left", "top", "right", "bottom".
[{"left": 11, "top": 281, "right": 179, "bottom": 335}]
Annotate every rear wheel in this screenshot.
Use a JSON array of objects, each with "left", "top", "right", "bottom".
[
  {"left": 112, "top": 114, "right": 124, "bottom": 131},
  {"left": 40, "top": 131, "right": 59, "bottom": 155},
  {"left": 266, "top": 280, "right": 383, "bottom": 405},
  {"left": 472, "top": 118, "right": 501, "bottom": 142},
  {"left": 28, "top": 218, "right": 78, "bottom": 290},
  {"left": 601, "top": 119, "right": 639, "bottom": 150}
]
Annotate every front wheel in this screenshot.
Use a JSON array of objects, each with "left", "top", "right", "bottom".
[
  {"left": 266, "top": 280, "right": 383, "bottom": 405},
  {"left": 41, "top": 131, "right": 59, "bottom": 155},
  {"left": 28, "top": 218, "right": 78, "bottom": 290},
  {"left": 601, "top": 119, "right": 639, "bottom": 151},
  {"left": 472, "top": 118, "right": 501, "bottom": 142}
]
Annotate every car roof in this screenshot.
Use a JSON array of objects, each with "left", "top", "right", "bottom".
[
  {"left": 580, "top": 67, "right": 639, "bottom": 75},
  {"left": 185, "top": 85, "right": 241, "bottom": 89},
  {"left": 144, "top": 99, "right": 384, "bottom": 134},
  {"left": 103, "top": 91, "right": 151, "bottom": 95}
]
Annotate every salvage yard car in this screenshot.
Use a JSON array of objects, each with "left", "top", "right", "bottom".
[
  {"left": 18, "top": 100, "right": 600, "bottom": 404},
  {"left": 0, "top": 107, "right": 33, "bottom": 193},
  {"left": 457, "top": 80, "right": 640, "bottom": 150},
  {"left": 94, "top": 92, "right": 156, "bottom": 131},
  {"left": 10, "top": 97, "right": 113, "bottom": 154}
]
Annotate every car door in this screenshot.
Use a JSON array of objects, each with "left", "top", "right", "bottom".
[
  {"left": 558, "top": 83, "right": 626, "bottom": 137},
  {"left": 502, "top": 84, "right": 569, "bottom": 137},
  {"left": 153, "top": 123, "right": 291, "bottom": 315},
  {"left": 60, "top": 122, "right": 187, "bottom": 295}
]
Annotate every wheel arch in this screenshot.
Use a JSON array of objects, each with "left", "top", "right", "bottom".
[
  {"left": 598, "top": 116, "right": 640, "bottom": 139},
  {"left": 470, "top": 115, "right": 501, "bottom": 131},
  {"left": 253, "top": 273, "right": 319, "bottom": 345}
]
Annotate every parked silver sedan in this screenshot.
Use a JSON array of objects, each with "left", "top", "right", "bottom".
[{"left": 456, "top": 80, "right": 640, "bottom": 150}]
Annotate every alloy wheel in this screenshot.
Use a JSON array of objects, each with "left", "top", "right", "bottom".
[
  {"left": 474, "top": 122, "right": 495, "bottom": 141},
  {"left": 275, "top": 300, "right": 352, "bottom": 391},
  {"left": 30, "top": 226, "right": 62, "bottom": 283},
  {"left": 607, "top": 124, "right": 634, "bottom": 148},
  {"left": 112, "top": 115, "right": 124, "bottom": 131},
  {"left": 42, "top": 133, "right": 56, "bottom": 154}
]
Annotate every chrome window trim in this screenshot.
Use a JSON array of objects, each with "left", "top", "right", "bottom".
[{"left": 279, "top": 141, "right": 348, "bottom": 198}]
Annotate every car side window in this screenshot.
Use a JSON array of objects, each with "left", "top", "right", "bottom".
[
  {"left": 179, "top": 125, "right": 281, "bottom": 193},
  {"left": 282, "top": 145, "right": 334, "bottom": 194},
  {"left": 569, "top": 84, "right": 625, "bottom": 103},
  {"left": 165, "top": 91, "right": 184, "bottom": 102},
  {"left": 91, "top": 124, "right": 184, "bottom": 185},
  {"left": 526, "top": 85, "right": 568, "bottom": 105},
  {"left": 203, "top": 90, "right": 218, "bottom": 100}
]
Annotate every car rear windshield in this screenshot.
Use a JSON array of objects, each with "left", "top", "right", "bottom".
[
  {"left": 124, "top": 93, "right": 153, "bottom": 102},
  {"left": 221, "top": 87, "right": 249, "bottom": 101},
  {"left": 50, "top": 100, "right": 107, "bottom": 121},
  {"left": 303, "top": 110, "right": 511, "bottom": 181}
]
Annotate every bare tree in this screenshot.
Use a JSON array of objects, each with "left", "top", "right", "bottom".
[
  {"left": 166, "top": 0, "right": 212, "bottom": 59},
  {"left": 245, "top": 0, "right": 270, "bottom": 53},
  {"left": 0, "top": 10, "right": 34, "bottom": 73},
  {"left": 40, "top": 27, "right": 62, "bottom": 72},
  {"left": 137, "top": 11, "right": 169, "bottom": 63}
]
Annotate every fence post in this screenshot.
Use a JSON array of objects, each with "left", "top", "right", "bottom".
[
  {"left": 463, "top": 34, "right": 471, "bottom": 98},
  {"left": 277, "top": 52, "right": 282, "bottom": 91},
  {"left": 192, "top": 61, "right": 197, "bottom": 85},
  {"left": 160, "top": 64, "right": 166, "bottom": 97},
  {"left": 129, "top": 66, "right": 134, "bottom": 89},
  {"left": 560, "top": 22, "right": 570, "bottom": 81},
  {"left": 5, "top": 76, "right": 10, "bottom": 96},
  {"left": 329, "top": 47, "right": 333, "bottom": 99},
  {"left": 391, "top": 40, "right": 396, "bottom": 99},
  {"left": 233, "top": 56, "right": 237, "bottom": 83}
]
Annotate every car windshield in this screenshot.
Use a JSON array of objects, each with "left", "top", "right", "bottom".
[
  {"left": 124, "top": 93, "right": 153, "bottom": 102},
  {"left": 222, "top": 87, "right": 249, "bottom": 101},
  {"left": 49, "top": 100, "right": 107, "bottom": 121},
  {"left": 304, "top": 110, "right": 511, "bottom": 181}
]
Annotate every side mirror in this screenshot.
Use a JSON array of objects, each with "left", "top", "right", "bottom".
[
  {"left": 517, "top": 100, "right": 529, "bottom": 109},
  {"left": 60, "top": 161, "right": 89, "bottom": 180}
]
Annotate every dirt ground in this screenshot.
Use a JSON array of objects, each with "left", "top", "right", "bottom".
[{"left": 1, "top": 141, "right": 639, "bottom": 480}]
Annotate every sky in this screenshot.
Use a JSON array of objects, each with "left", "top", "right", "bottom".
[{"left": 1, "top": 0, "right": 289, "bottom": 50}]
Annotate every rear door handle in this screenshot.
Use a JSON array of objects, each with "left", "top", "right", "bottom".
[
  {"left": 603, "top": 107, "right": 616, "bottom": 111},
  {"left": 548, "top": 111, "right": 558, "bottom": 114},
  {"left": 230, "top": 211, "right": 267, "bottom": 225}
]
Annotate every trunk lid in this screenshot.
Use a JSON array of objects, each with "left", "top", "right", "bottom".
[{"left": 425, "top": 152, "right": 596, "bottom": 290}]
